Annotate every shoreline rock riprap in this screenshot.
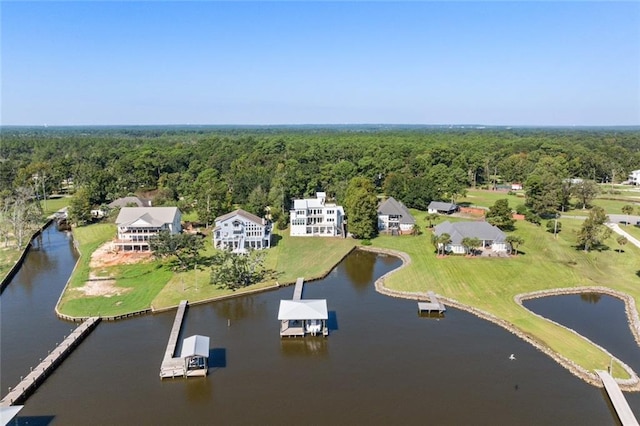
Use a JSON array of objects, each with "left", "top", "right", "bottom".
[{"left": 359, "top": 246, "right": 640, "bottom": 392}]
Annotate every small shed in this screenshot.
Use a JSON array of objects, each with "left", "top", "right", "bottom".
[
  {"left": 278, "top": 299, "right": 329, "bottom": 337},
  {"left": 427, "top": 201, "right": 459, "bottom": 215},
  {"left": 180, "top": 335, "right": 210, "bottom": 376}
]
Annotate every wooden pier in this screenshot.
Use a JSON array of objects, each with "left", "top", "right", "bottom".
[
  {"left": 595, "top": 370, "right": 639, "bottom": 426},
  {"left": 417, "top": 291, "right": 446, "bottom": 314},
  {"left": 1, "top": 317, "right": 101, "bottom": 407},
  {"left": 292, "top": 277, "right": 304, "bottom": 300},
  {"left": 159, "top": 300, "right": 188, "bottom": 379}
]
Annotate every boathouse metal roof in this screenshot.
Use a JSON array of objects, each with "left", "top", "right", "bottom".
[
  {"left": 180, "top": 335, "right": 210, "bottom": 359},
  {"left": 277, "top": 300, "right": 328, "bottom": 320}
]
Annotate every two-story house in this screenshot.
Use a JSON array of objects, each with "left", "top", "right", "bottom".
[
  {"left": 290, "top": 192, "right": 345, "bottom": 237},
  {"left": 377, "top": 197, "right": 415, "bottom": 235},
  {"left": 629, "top": 169, "right": 640, "bottom": 185},
  {"left": 114, "top": 207, "right": 182, "bottom": 251},
  {"left": 213, "top": 209, "right": 271, "bottom": 252}
]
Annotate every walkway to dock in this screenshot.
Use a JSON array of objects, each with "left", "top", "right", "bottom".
[
  {"left": 293, "top": 277, "right": 304, "bottom": 300},
  {"left": 417, "top": 291, "right": 446, "bottom": 314},
  {"left": 1, "top": 317, "right": 100, "bottom": 407},
  {"left": 595, "top": 370, "right": 639, "bottom": 426},
  {"left": 159, "top": 300, "right": 188, "bottom": 379}
]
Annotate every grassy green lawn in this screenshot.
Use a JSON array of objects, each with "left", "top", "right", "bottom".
[
  {"left": 0, "top": 248, "right": 22, "bottom": 279},
  {"left": 460, "top": 188, "right": 640, "bottom": 218},
  {"left": 372, "top": 215, "right": 640, "bottom": 379},
  {"left": 42, "top": 196, "right": 71, "bottom": 216},
  {"left": 618, "top": 224, "right": 640, "bottom": 241},
  {"left": 458, "top": 189, "right": 525, "bottom": 209},
  {"left": 56, "top": 223, "right": 174, "bottom": 317},
  {"left": 150, "top": 230, "right": 357, "bottom": 309},
  {"left": 57, "top": 224, "right": 357, "bottom": 314}
]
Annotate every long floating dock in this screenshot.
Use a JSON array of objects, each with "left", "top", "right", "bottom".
[
  {"left": 159, "top": 300, "right": 188, "bottom": 379},
  {"left": 417, "top": 291, "right": 446, "bottom": 314},
  {"left": 1, "top": 317, "right": 101, "bottom": 407},
  {"left": 595, "top": 370, "right": 639, "bottom": 426},
  {"left": 292, "top": 277, "right": 304, "bottom": 300}
]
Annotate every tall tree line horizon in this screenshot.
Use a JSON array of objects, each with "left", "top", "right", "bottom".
[{"left": 1, "top": 127, "right": 638, "bottom": 236}]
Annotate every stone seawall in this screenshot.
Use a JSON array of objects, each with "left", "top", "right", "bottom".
[{"left": 361, "top": 245, "right": 640, "bottom": 392}]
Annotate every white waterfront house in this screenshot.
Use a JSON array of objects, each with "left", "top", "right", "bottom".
[
  {"left": 213, "top": 209, "right": 271, "bottom": 252},
  {"left": 629, "top": 169, "right": 640, "bottom": 185},
  {"left": 114, "top": 207, "right": 182, "bottom": 251},
  {"left": 377, "top": 197, "right": 415, "bottom": 235},
  {"left": 289, "top": 192, "right": 345, "bottom": 237}
]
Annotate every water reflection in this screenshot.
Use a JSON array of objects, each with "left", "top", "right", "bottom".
[
  {"left": 212, "top": 295, "right": 269, "bottom": 321},
  {"left": 525, "top": 294, "right": 640, "bottom": 374},
  {"left": 418, "top": 311, "right": 445, "bottom": 319},
  {"left": 343, "top": 249, "right": 375, "bottom": 289},
  {"left": 580, "top": 293, "right": 602, "bottom": 304},
  {"left": 280, "top": 337, "right": 328, "bottom": 357}
]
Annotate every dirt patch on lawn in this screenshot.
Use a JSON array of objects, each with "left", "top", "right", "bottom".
[
  {"left": 90, "top": 242, "right": 153, "bottom": 268},
  {"left": 71, "top": 242, "right": 153, "bottom": 297},
  {"left": 73, "top": 279, "right": 131, "bottom": 297}
]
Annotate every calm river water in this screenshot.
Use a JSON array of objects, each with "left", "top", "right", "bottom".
[{"left": 2, "top": 226, "right": 639, "bottom": 425}]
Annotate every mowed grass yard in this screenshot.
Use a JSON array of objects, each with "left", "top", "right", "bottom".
[
  {"left": 372, "top": 216, "right": 640, "bottom": 378},
  {"left": 151, "top": 229, "right": 357, "bottom": 309},
  {"left": 57, "top": 225, "right": 357, "bottom": 315},
  {"left": 56, "top": 223, "right": 176, "bottom": 317}
]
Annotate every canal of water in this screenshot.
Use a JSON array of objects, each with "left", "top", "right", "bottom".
[{"left": 2, "top": 226, "right": 639, "bottom": 425}]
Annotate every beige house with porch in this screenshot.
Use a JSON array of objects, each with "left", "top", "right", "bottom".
[{"left": 114, "top": 207, "right": 182, "bottom": 251}]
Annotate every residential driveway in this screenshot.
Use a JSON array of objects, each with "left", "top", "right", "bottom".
[{"left": 606, "top": 223, "right": 640, "bottom": 249}]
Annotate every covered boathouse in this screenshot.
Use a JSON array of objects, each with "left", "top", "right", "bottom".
[
  {"left": 278, "top": 299, "right": 329, "bottom": 337},
  {"left": 180, "top": 335, "right": 210, "bottom": 377}
]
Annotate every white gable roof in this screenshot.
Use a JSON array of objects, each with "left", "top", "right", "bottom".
[
  {"left": 215, "top": 209, "right": 265, "bottom": 225},
  {"left": 180, "top": 335, "right": 210, "bottom": 358},
  {"left": 115, "top": 207, "right": 180, "bottom": 227},
  {"left": 277, "top": 299, "right": 328, "bottom": 320}
]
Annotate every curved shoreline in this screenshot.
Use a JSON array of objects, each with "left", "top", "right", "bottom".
[{"left": 360, "top": 245, "right": 640, "bottom": 392}]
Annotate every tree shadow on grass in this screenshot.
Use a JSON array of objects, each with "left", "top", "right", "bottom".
[{"left": 270, "top": 233, "right": 283, "bottom": 247}]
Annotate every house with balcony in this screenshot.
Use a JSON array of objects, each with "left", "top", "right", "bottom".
[
  {"left": 114, "top": 207, "right": 182, "bottom": 251},
  {"left": 290, "top": 192, "right": 345, "bottom": 237},
  {"left": 377, "top": 197, "right": 415, "bottom": 235},
  {"left": 213, "top": 209, "right": 271, "bottom": 253}
]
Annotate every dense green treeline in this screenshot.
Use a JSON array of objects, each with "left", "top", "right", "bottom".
[{"left": 1, "top": 127, "right": 639, "bottom": 229}]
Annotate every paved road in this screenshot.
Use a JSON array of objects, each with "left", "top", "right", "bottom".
[{"left": 606, "top": 223, "right": 640, "bottom": 249}]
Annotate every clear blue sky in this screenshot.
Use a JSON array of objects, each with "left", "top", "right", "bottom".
[{"left": 2, "top": 1, "right": 639, "bottom": 126}]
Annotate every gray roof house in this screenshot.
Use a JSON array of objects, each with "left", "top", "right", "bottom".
[
  {"left": 427, "top": 201, "right": 458, "bottom": 214},
  {"left": 433, "top": 220, "right": 510, "bottom": 254},
  {"left": 377, "top": 197, "right": 415, "bottom": 234},
  {"left": 114, "top": 207, "right": 182, "bottom": 251},
  {"left": 108, "top": 196, "right": 152, "bottom": 208}
]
